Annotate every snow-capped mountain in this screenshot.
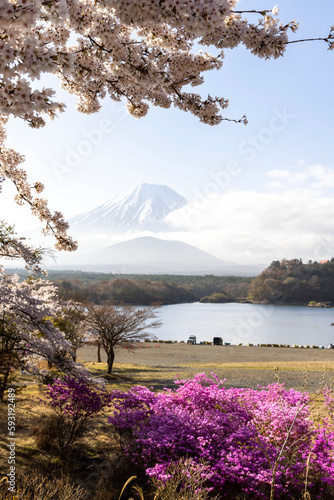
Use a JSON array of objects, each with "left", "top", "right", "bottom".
[{"left": 69, "top": 183, "right": 187, "bottom": 233}]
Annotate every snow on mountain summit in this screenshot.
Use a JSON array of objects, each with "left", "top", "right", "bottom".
[{"left": 69, "top": 183, "right": 187, "bottom": 232}]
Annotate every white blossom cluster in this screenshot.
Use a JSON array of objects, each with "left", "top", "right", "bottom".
[
  {"left": 0, "top": 219, "right": 46, "bottom": 275},
  {"left": 0, "top": 116, "right": 77, "bottom": 252},
  {"left": 0, "top": 267, "right": 92, "bottom": 381},
  {"left": 0, "top": 0, "right": 307, "bottom": 131}
]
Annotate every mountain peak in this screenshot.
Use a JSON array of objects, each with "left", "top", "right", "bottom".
[
  {"left": 69, "top": 183, "right": 187, "bottom": 233},
  {"left": 134, "top": 182, "right": 169, "bottom": 192}
]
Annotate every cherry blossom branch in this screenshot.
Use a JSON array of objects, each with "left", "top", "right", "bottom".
[
  {"left": 234, "top": 10, "right": 273, "bottom": 15},
  {"left": 286, "top": 37, "right": 333, "bottom": 45}
]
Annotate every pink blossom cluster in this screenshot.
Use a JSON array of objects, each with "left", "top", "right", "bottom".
[
  {"left": 43, "top": 377, "right": 111, "bottom": 417},
  {"left": 108, "top": 373, "right": 334, "bottom": 498},
  {"left": 41, "top": 377, "right": 111, "bottom": 449}
]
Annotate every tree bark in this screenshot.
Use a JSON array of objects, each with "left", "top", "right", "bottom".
[
  {"left": 0, "top": 365, "right": 10, "bottom": 403},
  {"left": 107, "top": 347, "right": 115, "bottom": 374},
  {"left": 97, "top": 342, "right": 101, "bottom": 363}
]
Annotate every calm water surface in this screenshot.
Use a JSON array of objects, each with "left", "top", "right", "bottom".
[{"left": 151, "top": 303, "right": 334, "bottom": 347}]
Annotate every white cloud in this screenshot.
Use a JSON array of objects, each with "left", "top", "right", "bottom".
[
  {"left": 266, "top": 164, "right": 334, "bottom": 191},
  {"left": 165, "top": 185, "right": 334, "bottom": 265}
]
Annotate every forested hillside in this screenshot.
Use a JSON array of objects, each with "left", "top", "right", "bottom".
[
  {"left": 8, "top": 262, "right": 334, "bottom": 306},
  {"left": 20, "top": 271, "right": 253, "bottom": 305},
  {"left": 248, "top": 258, "right": 334, "bottom": 305},
  {"left": 55, "top": 277, "right": 195, "bottom": 305}
]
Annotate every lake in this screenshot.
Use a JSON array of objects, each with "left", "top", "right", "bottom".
[{"left": 150, "top": 303, "right": 334, "bottom": 347}]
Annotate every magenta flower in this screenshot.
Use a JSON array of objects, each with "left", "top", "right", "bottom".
[{"left": 109, "top": 373, "right": 334, "bottom": 499}]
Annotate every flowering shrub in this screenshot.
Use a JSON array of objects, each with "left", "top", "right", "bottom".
[
  {"left": 151, "top": 457, "right": 220, "bottom": 500},
  {"left": 108, "top": 373, "right": 334, "bottom": 499},
  {"left": 324, "top": 389, "right": 334, "bottom": 422},
  {"left": 42, "top": 377, "right": 111, "bottom": 450}
]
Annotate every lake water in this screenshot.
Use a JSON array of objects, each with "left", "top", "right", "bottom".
[{"left": 150, "top": 303, "right": 334, "bottom": 347}]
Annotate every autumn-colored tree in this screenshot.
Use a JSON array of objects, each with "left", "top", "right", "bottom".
[{"left": 248, "top": 258, "right": 334, "bottom": 305}]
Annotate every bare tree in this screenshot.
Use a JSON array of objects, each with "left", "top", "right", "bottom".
[{"left": 85, "top": 304, "right": 161, "bottom": 374}]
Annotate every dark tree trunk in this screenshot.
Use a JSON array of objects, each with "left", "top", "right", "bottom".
[
  {"left": 97, "top": 342, "right": 101, "bottom": 363},
  {"left": 107, "top": 348, "right": 115, "bottom": 374},
  {"left": 72, "top": 347, "right": 77, "bottom": 362},
  {"left": 0, "top": 365, "right": 10, "bottom": 403}
]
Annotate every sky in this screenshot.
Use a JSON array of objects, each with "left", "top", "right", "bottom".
[{"left": 1, "top": 0, "right": 334, "bottom": 268}]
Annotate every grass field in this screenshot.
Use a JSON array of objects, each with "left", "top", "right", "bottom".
[{"left": 77, "top": 343, "right": 334, "bottom": 392}]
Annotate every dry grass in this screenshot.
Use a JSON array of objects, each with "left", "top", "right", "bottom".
[
  {"left": 184, "top": 360, "right": 334, "bottom": 371},
  {"left": 83, "top": 359, "right": 334, "bottom": 396},
  {"left": 78, "top": 343, "right": 334, "bottom": 393},
  {"left": 0, "top": 473, "right": 86, "bottom": 499}
]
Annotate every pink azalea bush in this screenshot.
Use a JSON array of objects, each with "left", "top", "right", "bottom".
[
  {"left": 42, "top": 377, "right": 111, "bottom": 450},
  {"left": 108, "top": 373, "right": 334, "bottom": 499}
]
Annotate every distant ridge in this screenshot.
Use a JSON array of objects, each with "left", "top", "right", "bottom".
[
  {"left": 69, "top": 183, "right": 187, "bottom": 233},
  {"left": 56, "top": 236, "right": 262, "bottom": 275}
]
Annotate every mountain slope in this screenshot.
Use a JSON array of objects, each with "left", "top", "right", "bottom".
[
  {"left": 61, "top": 236, "right": 262, "bottom": 275},
  {"left": 69, "top": 183, "right": 187, "bottom": 232}
]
